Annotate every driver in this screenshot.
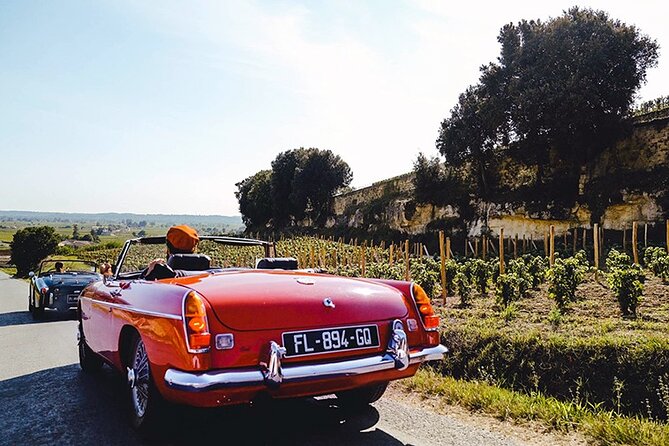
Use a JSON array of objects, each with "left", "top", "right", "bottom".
[
  {"left": 142, "top": 225, "right": 200, "bottom": 280},
  {"left": 54, "top": 261, "right": 65, "bottom": 273}
]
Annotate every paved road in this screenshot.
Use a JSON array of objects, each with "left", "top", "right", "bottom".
[{"left": 0, "top": 271, "right": 529, "bottom": 446}]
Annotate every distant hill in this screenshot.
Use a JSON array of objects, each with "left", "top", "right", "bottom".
[{"left": 0, "top": 210, "right": 244, "bottom": 230}]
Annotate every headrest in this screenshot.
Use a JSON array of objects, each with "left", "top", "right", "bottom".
[
  {"left": 255, "top": 257, "right": 298, "bottom": 270},
  {"left": 167, "top": 254, "right": 211, "bottom": 271}
]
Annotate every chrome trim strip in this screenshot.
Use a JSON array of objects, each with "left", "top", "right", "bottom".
[
  {"left": 79, "top": 296, "right": 182, "bottom": 320},
  {"left": 164, "top": 344, "right": 448, "bottom": 392}
]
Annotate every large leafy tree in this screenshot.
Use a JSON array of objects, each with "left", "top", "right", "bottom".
[
  {"left": 290, "top": 148, "right": 353, "bottom": 225},
  {"left": 238, "top": 148, "right": 352, "bottom": 229},
  {"left": 10, "top": 226, "right": 61, "bottom": 276},
  {"left": 437, "top": 7, "right": 658, "bottom": 190},
  {"left": 270, "top": 150, "right": 305, "bottom": 227},
  {"left": 235, "top": 170, "right": 273, "bottom": 229}
]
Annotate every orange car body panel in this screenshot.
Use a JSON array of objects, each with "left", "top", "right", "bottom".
[{"left": 80, "top": 270, "right": 439, "bottom": 408}]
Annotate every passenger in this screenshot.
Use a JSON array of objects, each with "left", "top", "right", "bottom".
[
  {"left": 54, "top": 261, "right": 65, "bottom": 273},
  {"left": 142, "top": 225, "right": 200, "bottom": 280}
]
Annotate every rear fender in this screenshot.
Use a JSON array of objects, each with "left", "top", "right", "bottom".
[{"left": 359, "top": 278, "right": 435, "bottom": 344}]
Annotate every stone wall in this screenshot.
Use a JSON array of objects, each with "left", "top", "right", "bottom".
[{"left": 332, "top": 110, "right": 669, "bottom": 236}]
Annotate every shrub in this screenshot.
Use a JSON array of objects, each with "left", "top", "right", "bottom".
[
  {"left": 643, "top": 247, "right": 669, "bottom": 282},
  {"left": 508, "top": 258, "right": 532, "bottom": 296},
  {"left": 606, "top": 249, "right": 633, "bottom": 271},
  {"left": 607, "top": 264, "right": 645, "bottom": 317},
  {"left": 365, "top": 261, "right": 404, "bottom": 281},
  {"left": 410, "top": 257, "right": 442, "bottom": 298},
  {"left": 526, "top": 255, "right": 548, "bottom": 288},
  {"left": 444, "top": 259, "right": 459, "bottom": 296},
  {"left": 10, "top": 226, "right": 61, "bottom": 276},
  {"left": 461, "top": 258, "right": 490, "bottom": 295},
  {"left": 495, "top": 273, "right": 520, "bottom": 307},
  {"left": 547, "top": 257, "right": 587, "bottom": 309},
  {"left": 454, "top": 271, "right": 472, "bottom": 307},
  {"left": 437, "top": 328, "right": 669, "bottom": 419}
]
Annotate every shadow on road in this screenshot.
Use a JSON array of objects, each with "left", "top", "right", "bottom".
[
  {"left": 0, "top": 310, "right": 77, "bottom": 328},
  {"left": 0, "top": 364, "right": 407, "bottom": 446}
]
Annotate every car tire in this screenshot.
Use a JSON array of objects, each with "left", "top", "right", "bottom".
[
  {"left": 127, "top": 333, "right": 165, "bottom": 434},
  {"left": 336, "top": 382, "right": 389, "bottom": 407},
  {"left": 32, "top": 300, "right": 44, "bottom": 320},
  {"left": 78, "top": 321, "right": 103, "bottom": 373}
]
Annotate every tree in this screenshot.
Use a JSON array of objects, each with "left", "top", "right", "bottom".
[
  {"left": 437, "top": 7, "right": 659, "bottom": 191},
  {"left": 270, "top": 150, "right": 304, "bottom": 226},
  {"left": 238, "top": 148, "right": 353, "bottom": 229},
  {"left": 10, "top": 226, "right": 61, "bottom": 276},
  {"left": 235, "top": 170, "right": 273, "bottom": 229},
  {"left": 269, "top": 148, "right": 352, "bottom": 227},
  {"left": 290, "top": 148, "right": 353, "bottom": 225},
  {"left": 72, "top": 224, "right": 80, "bottom": 240}
]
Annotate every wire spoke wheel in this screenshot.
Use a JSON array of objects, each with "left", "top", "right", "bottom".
[{"left": 130, "top": 339, "right": 151, "bottom": 418}]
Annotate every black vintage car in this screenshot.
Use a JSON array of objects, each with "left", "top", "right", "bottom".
[{"left": 29, "top": 259, "right": 101, "bottom": 319}]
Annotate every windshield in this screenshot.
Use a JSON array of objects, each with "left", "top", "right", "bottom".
[
  {"left": 40, "top": 260, "right": 98, "bottom": 275},
  {"left": 118, "top": 239, "right": 268, "bottom": 274}
]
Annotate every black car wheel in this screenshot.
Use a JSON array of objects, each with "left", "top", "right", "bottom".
[
  {"left": 31, "top": 298, "right": 44, "bottom": 320},
  {"left": 336, "top": 381, "right": 389, "bottom": 408},
  {"left": 78, "top": 321, "right": 103, "bottom": 372},
  {"left": 127, "top": 333, "right": 165, "bottom": 433}
]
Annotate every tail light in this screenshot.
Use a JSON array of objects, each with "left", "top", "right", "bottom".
[
  {"left": 183, "top": 291, "right": 211, "bottom": 353},
  {"left": 411, "top": 283, "right": 440, "bottom": 330}
]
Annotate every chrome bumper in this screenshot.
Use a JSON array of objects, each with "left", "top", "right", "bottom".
[{"left": 164, "top": 344, "right": 447, "bottom": 392}]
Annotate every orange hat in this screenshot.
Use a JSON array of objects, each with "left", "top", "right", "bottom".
[{"left": 166, "top": 225, "right": 199, "bottom": 253}]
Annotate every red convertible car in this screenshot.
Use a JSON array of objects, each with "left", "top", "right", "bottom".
[{"left": 78, "top": 236, "right": 446, "bottom": 431}]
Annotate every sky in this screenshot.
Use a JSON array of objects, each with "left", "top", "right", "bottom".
[{"left": 0, "top": 0, "right": 667, "bottom": 216}]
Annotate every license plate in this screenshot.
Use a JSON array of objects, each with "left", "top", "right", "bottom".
[
  {"left": 282, "top": 324, "right": 380, "bottom": 357},
  {"left": 67, "top": 294, "right": 79, "bottom": 304}
]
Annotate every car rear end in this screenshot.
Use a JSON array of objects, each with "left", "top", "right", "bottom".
[{"left": 155, "top": 271, "right": 446, "bottom": 407}]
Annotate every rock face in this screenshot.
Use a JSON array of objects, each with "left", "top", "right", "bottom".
[{"left": 332, "top": 110, "right": 669, "bottom": 236}]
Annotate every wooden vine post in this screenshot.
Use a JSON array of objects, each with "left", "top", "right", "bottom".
[
  {"left": 474, "top": 238, "right": 479, "bottom": 258},
  {"left": 543, "top": 231, "right": 549, "bottom": 257},
  {"left": 499, "top": 228, "right": 505, "bottom": 275},
  {"left": 632, "top": 221, "right": 639, "bottom": 265},
  {"left": 582, "top": 228, "right": 587, "bottom": 251},
  {"left": 514, "top": 234, "right": 518, "bottom": 258},
  {"left": 389, "top": 243, "right": 394, "bottom": 267},
  {"left": 666, "top": 219, "right": 669, "bottom": 254},
  {"left": 439, "top": 231, "right": 447, "bottom": 304},
  {"left": 361, "top": 243, "right": 366, "bottom": 276},
  {"left": 446, "top": 237, "right": 451, "bottom": 260},
  {"left": 482, "top": 235, "right": 487, "bottom": 260},
  {"left": 404, "top": 239, "right": 410, "bottom": 281},
  {"left": 623, "top": 228, "right": 627, "bottom": 253},
  {"left": 572, "top": 228, "right": 577, "bottom": 254},
  {"left": 644, "top": 223, "right": 648, "bottom": 248},
  {"left": 563, "top": 231, "right": 567, "bottom": 250},
  {"left": 593, "top": 223, "right": 600, "bottom": 274},
  {"left": 549, "top": 225, "right": 555, "bottom": 267}
]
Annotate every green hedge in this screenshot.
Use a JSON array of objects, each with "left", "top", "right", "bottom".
[{"left": 438, "top": 327, "right": 669, "bottom": 419}]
